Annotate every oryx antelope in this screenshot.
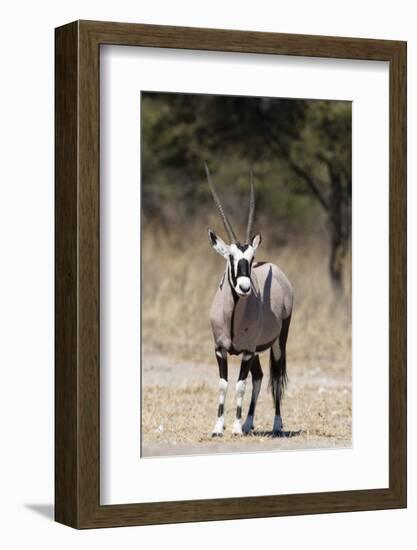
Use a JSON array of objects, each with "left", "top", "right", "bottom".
[{"left": 206, "top": 163, "right": 294, "bottom": 437}]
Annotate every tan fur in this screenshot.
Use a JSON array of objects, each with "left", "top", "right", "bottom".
[{"left": 210, "top": 262, "right": 294, "bottom": 354}]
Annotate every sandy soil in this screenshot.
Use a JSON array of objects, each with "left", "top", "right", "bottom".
[{"left": 141, "top": 349, "right": 352, "bottom": 457}]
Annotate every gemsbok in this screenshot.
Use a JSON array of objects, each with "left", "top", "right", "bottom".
[{"left": 206, "top": 163, "right": 294, "bottom": 437}]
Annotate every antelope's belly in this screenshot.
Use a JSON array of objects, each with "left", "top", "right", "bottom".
[{"left": 230, "top": 331, "right": 255, "bottom": 355}]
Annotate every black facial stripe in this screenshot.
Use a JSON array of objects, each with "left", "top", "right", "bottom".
[
  {"left": 237, "top": 244, "right": 249, "bottom": 252},
  {"left": 237, "top": 259, "right": 250, "bottom": 278},
  {"left": 229, "top": 256, "right": 237, "bottom": 286},
  {"left": 227, "top": 267, "right": 239, "bottom": 304}
]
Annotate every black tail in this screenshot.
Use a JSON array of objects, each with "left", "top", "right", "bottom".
[{"left": 269, "top": 316, "right": 291, "bottom": 402}]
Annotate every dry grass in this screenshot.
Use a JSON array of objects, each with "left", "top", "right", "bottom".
[
  {"left": 141, "top": 222, "right": 351, "bottom": 456},
  {"left": 141, "top": 355, "right": 351, "bottom": 457}
]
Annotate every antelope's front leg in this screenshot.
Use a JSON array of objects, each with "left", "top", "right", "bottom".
[
  {"left": 212, "top": 349, "right": 228, "bottom": 437},
  {"left": 232, "top": 353, "right": 253, "bottom": 435}
]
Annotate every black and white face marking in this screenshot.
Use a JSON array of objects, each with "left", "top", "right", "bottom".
[
  {"left": 228, "top": 244, "right": 254, "bottom": 297},
  {"left": 208, "top": 230, "right": 262, "bottom": 297}
]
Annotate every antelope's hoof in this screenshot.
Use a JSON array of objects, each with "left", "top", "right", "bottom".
[
  {"left": 242, "top": 417, "right": 254, "bottom": 434},
  {"left": 212, "top": 418, "right": 225, "bottom": 437},
  {"left": 272, "top": 415, "right": 283, "bottom": 434},
  {"left": 232, "top": 420, "right": 243, "bottom": 436}
]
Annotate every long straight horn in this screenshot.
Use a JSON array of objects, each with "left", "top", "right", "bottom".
[
  {"left": 246, "top": 171, "right": 255, "bottom": 243},
  {"left": 204, "top": 162, "right": 238, "bottom": 243}
]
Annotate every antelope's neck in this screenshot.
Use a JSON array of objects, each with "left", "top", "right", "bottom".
[{"left": 223, "top": 265, "right": 261, "bottom": 349}]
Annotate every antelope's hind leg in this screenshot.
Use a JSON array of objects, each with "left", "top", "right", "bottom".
[
  {"left": 270, "top": 316, "right": 291, "bottom": 435},
  {"left": 212, "top": 349, "right": 228, "bottom": 437},
  {"left": 242, "top": 354, "right": 263, "bottom": 434}
]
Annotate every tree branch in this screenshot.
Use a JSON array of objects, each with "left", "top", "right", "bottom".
[
  {"left": 285, "top": 157, "right": 330, "bottom": 212},
  {"left": 261, "top": 128, "right": 330, "bottom": 212}
]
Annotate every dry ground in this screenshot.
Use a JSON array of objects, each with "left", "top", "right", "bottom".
[
  {"left": 141, "top": 223, "right": 351, "bottom": 457},
  {"left": 141, "top": 350, "right": 351, "bottom": 457}
]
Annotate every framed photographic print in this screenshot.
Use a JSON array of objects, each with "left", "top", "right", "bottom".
[{"left": 55, "top": 20, "right": 407, "bottom": 528}]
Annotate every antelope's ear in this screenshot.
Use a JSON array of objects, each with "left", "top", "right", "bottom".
[
  {"left": 208, "top": 229, "right": 230, "bottom": 258},
  {"left": 251, "top": 233, "right": 262, "bottom": 251}
]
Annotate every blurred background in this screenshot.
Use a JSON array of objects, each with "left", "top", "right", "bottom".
[{"left": 140, "top": 92, "right": 352, "bottom": 455}]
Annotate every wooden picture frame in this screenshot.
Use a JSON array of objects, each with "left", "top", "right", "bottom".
[{"left": 55, "top": 20, "right": 407, "bottom": 528}]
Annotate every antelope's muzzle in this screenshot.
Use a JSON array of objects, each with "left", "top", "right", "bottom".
[{"left": 236, "top": 259, "right": 251, "bottom": 296}]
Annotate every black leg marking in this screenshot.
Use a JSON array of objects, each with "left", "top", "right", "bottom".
[
  {"left": 216, "top": 348, "right": 228, "bottom": 381},
  {"left": 212, "top": 349, "right": 228, "bottom": 437},
  {"left": 238, "top": 354, "right": 252, "bottom": 381},
  {"left": 232, "top": 353, "right": 253, "bottom": 435},
  {"left": 247, "top": 356, "right": 263, "bottom": 417}
]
